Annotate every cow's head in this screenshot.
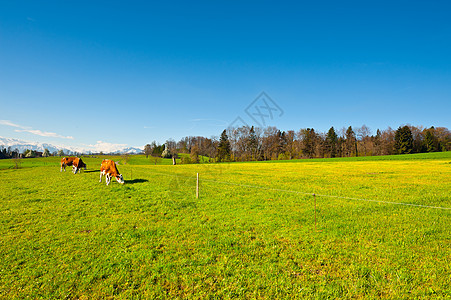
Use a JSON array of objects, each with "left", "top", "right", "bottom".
[{"left": 116, "top": 174, "right": 125, "bottom": 184}]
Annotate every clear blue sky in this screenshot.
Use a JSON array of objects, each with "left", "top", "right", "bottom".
[{"left": 1, "top": 1, "right": 450, "bottom": 151}]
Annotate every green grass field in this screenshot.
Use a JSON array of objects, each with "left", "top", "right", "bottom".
[{"left": 0, "top": 153, "right": 450, "bottom": 298}]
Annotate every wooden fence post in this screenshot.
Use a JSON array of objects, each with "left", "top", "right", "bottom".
[
  {"left": 196, "top": 173, "right": 199, "bottom": 199},
  {"left": 314, "top": 193, "right": 317, "bottom": 231}
]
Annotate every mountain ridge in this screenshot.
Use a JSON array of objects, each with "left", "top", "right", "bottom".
[{"left": 0, "top": 136, "right": 142, "bottom": 154}]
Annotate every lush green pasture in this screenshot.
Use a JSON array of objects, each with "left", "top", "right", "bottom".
[
  {"left": 0, "top": 155, "right": 175, "bottom": 170},
  {"left": 0, "top": 153, "right": 450, "bottom": 298},
  {"left": 0, "top": 151, "right": 449, "bottom": 170}
]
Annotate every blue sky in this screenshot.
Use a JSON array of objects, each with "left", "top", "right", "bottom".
[{"left": 1, "top": 1, "right": 450, "bottom": 151}]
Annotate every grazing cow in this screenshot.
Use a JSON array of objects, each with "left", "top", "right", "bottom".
[
  {"left": 60, "top": 157, "right": 87, "bottom": 174},
  {"left": 72, "top": 157, "right": 87, "bottom": 174},
  {"left": 60, "top": 157, "right": 75, "bottom": 172},
  {"left": 100, "top": 159, "right": 124, "bottom": 185}
]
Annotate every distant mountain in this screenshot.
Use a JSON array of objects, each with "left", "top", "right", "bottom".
[
  {"left": 0, "top": 137, "right": 143, "bottom": 154},
  {"left": 0, "top": 137, "right": 72, "bottom": 154},
  {"left": 121, "top": 147, "right": 143, "bottom": 154}
]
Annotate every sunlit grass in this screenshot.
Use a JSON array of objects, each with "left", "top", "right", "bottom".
[{"left": 0, "top": 152, "right": 450, "bottom": 298}]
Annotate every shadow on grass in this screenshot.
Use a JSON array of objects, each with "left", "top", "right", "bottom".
[
  {"left": 125, "top": 179, "right": 148, "bottom": 184},
  {"left": 83, "top": 169, "right": 100, "bottom": 173}
]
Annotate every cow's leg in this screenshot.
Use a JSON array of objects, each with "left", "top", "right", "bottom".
[
  {"left": 106, "top": 174, "right": 111, "bottom": 186},
  {"left": 99, "top": 171, "right": 103, "bottom": 182}
]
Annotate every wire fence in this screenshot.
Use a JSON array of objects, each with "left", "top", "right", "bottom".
[{"left": 144, "top": 169, "right": 451, "bottom": 211}]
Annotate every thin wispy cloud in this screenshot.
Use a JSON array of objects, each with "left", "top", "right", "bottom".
[
  {"left": 0, "top": 120, "right": 22, "bottom": 128},
  {"left": 14, "top": 129, "right": 74, "bottom": 139},
  {"left": 0, "top": 120, "right": 74, "bottom": 139}
]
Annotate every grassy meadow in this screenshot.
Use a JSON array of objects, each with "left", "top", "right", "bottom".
[{"left": 0, "top": 153, "right": 450, "bottom": 298}]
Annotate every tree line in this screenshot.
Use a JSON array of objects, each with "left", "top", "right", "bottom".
[
  {"left": 144, "top": 125, "right": 451, "bottom": 163},
  {"left": 0, "top": 148, "right": 67, "bottom": 159},
  {"left": 1, "top": 124, "right": 448, "bottom": 161}
]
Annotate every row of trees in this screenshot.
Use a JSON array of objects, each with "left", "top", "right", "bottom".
[
  {"left": 2, "top": 125, "right": 448, "bottom": 162},
  {"left": 145, "top": 125, "right": 450, "bottom": 163},
  {"left": 0, "top": 147, "right": 21, "bottom": 159},
  {"left": 0, "top": 147, "right": 65, "bottom": 159}
]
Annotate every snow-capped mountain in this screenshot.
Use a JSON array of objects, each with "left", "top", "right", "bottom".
[
  {"left": 0, "top": 137, "right": 142, "bottom": 154},
  {"left": 0, "top": 137, "right": 71, "bottom": 154},
  {"left": 122, "top": 147, "right": 143, "bottom": 154}
]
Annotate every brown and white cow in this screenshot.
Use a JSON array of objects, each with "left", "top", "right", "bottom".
[
  {"left": 60, "top": 157, "right": 87, "bottom": 174},
  {"left": 99, "top": 159, "right": 124, "bottom": 185}
]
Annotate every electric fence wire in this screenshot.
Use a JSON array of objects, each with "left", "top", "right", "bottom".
[{"left": 149, "top": 170, "right": 451, "bottom": 211}]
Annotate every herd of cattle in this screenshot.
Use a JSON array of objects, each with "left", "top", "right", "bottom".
[{"left": 60, "top": 157, "right": 124, "bottom": 185}]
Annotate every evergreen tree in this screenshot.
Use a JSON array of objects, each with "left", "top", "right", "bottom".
[
  {"left": 248, "top": 126, "right": 259, "bottom": 160},
  {"left": 43, "top": 148, "right": 50, "bottom": 157},
  {"left": 425, "top": 130, "right": 434, "bottom": 152},
  {"left": 345, "top": 126, "right": 356, "bottom": 157},
  {"left": 301, "top": 128, "right": 316, "bottom": 158},
  {"left": 150, "top": 142, "right": 165, "bottom": 157},
  {"left": 217, "top": 129, "right": 231, "bottom": 162},
  {"left": 277, "top": 130, "right": 287, "bottom": 158},
  {"left": 325, "top": 127, "right": 338, "bottom": 158},
  {"left": 423, "top": 127, "right": 437, "bottom": 152},
  {"left": 394, "top": 126, "right": 413, "bottom": 154},
  {"left": 0, "top": 147, "right": 6, "bottom": 159}
]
